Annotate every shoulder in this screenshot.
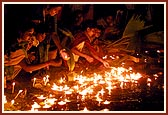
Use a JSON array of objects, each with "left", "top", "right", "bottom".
[
  {"left": 70, "top": 32, "right": 87, "bottom": 48},
  {"left": 74, "top": 32, "right": 86, "bottom": 39}
]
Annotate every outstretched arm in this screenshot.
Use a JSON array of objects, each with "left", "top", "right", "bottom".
[
  {"left": 51, "top": 32, "right": 70, "bottom": 60},
  {"left": 19, "top": 58, "right": 50, "bottom": 72},
  {"left": 85, "top": 41, "right": 110, "bottom": 68},
  {"left": 19, "top": 58, "right": 61, "bottom": 73},
  {"left": 71, "top": 47, "right": 94, "bottom": 63}
]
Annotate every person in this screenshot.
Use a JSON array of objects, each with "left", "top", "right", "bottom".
[
  {"left": 97, "top": 14, "right": 121, "bottom": 41},
  {"left": 90, "top": 26, "right": 105, "bottom": 58},
  {"left": 31, "top": 23, "right": 62, "bottom": 67},
  {"left": 68, "top": 10, "right": 85, "bottom": 35},
  {"left": 30, "top": 4, "right": 70, "bottom": 61},
  {"left": 4, "top": 23, "right": 61, "bottom": 88},
  {"left": 70, "top": 20, "right": 110, "bottom": 69}
]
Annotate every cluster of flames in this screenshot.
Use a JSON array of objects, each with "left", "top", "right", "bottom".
[{"left": 4, "top": 66, "right": 156, "bottom": 111}]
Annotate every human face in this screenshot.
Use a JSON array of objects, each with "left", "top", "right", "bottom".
[
  {"left": 94, "top": 28, "right": 101, "bottom": 38},
  {"left": 86, "top": 27, "right": 96, "bottom": 39},
  {"left": 20, "top": 28, "right": 39, "bottom": 51},
  {"left": 76, "top": 13, "right": 84, "bottom": 24},
  {"left": 22, "top": 28, "right": 35, "bottom": 41},
  {"left": 36, "top": 33, "right": 46, "bottom": 42},
  {"left": 49, "top": 6, "right": 62, "bottom": 16},
  {"left": 106, "top": 15, "right": 114, "bottom": 26}
]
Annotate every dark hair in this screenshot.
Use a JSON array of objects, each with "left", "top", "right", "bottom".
[
  {"left": 96, "top": 25, "right": 104, "bottom": 31},
  {"left": 46, "top": 4, "right": 63, "bottom": 10},
  {"left": 82, "top": 20, "right": 97, "bottom": 30},
  {"left": 18, "top": 22, "right": 36, "bottom": 33},
  {"left": 73, "top": 10, "right": 83, "bottom": 18},
  {"left": 35, "top": 23, "right": 46, "bottom": 34}
]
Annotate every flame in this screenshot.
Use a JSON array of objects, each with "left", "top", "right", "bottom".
[{"left": 58, "top": 101, "right": 66, "bottom": 105}]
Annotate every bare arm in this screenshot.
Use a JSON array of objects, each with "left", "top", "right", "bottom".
[
  {"left": 85, "top": 41, "right": 110, "bottom": 68},
  {"left": 51, "top": 32, "right": 70, "bottom": 60},
  {"left": 71, "top": 47, "right": 93, "bottom": 63},
  {"left": 19, "top": 58, "right": 49, "bottom": 72}
]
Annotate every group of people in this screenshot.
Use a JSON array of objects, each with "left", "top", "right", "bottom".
[{"left": 4, "top": 4, "right": 127, "bottom": 88}]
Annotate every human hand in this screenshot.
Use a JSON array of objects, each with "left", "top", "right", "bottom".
[
  {"left": 60, "top": 49, "right": 70, "bottom": 61},
  {"left": 48, "top": 59, "right": 62, "bottom": 67},
  {"left": 102, "top": 61, "right": 110, "bottom": 68},
  {"left": 85, "top": 55, "right": 94, "bottom": 63},
  {"left": 28, "top": 52, "right": 36, "bottom": 62}
]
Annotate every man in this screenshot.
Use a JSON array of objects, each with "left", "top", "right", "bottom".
[
  {"left": 70, "top": 20, "right": 110, "bottom": 68},
  {"left": 31, "top": 4, "right": 70, "bottom": 62}
]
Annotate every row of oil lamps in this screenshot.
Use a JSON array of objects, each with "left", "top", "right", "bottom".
[{"left": 4, "top": 66, "right": 162, "bottom": 111}]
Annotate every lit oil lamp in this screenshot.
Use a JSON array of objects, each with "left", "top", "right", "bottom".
[
  {"left": 99, "top": 88, "right": 105, "bottom": 96},
  {"left": 59, "top": 86, "right": 63, "bottom": 91},
  {"left": 51, "top": 83, "right": 59, "bottom": 91},
  {"left": 65, "top": 90, "right": 72, "bottom": 100},
  {"left": 57, "top": 101, "right": 67, "bottom": 110},
  {"left": 37, "top": 95, "right": 46, "bottom": 101},
  {"left": 14, "top": 90, "right": 23, "bottom": 99},
  {"left": 43, "top": 75, "right": 49, "bottom": 86},
  {"left": 103, "top": 100, "right": 110, "bottom": 105},
  {"left": 95, "top": 95, "right": 103, "bottom": 106},
  {"left": 81, "top": 107, "right": 89, "bottom": 111},
  {"left": 58, "top": 101, "right": 66, "bottom": 105},
  {"left": 74, "top": 85, "right": 79, "bottom": 93},
  {"left": 63, "top": 85, "right": 70, "bottom": 90},
  {"left": 43, "top": 104, "right": 51, "bottom": 109},
  {"left": 46, "top": 98, "right": 57, "bottom": 105},
  {"left": 12, "top": 82, "right": 15, "bottom": 93},
  {"left": 33, "top": 78, "right": 36, "bottom": 87},
  {"left": 31, "top": 102, "right": 41, "bottom": 111},
  {"left": 43, "top": 77, "right": 46, "bottom": 85},
  {"left": 4, "top": 95, "right": 7, "bottom": 104},
  {"left": 147, "top": 78, "right": 152, "bottom": 87},
  {"left": 42, "top": 101, "right": 51, "bottom": 109},
  {"left": 101, "top": 108, "right": 109, "bottom": 111},
  {"left": 64, "top": 98, "right": 71, "bottom": 103},
  {"left": 11, "top": 99, "right": 14, "bottom": 106},
  {"left": 60, "top": 77, "right": 64, "bottom": 84},
  {"left": 65, "top": 90, "right": 72, "bottom": 95}
]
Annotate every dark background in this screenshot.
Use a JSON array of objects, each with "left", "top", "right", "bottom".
[{"left": 4, "top": 4, "right": 164, "bottom": 51}]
